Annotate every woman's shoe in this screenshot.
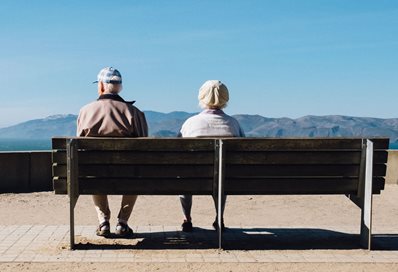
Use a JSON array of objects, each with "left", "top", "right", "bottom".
[
  {"left": 212, "top": 219, "right": 225, "bottom": 232},
  {"left": 115, "top": 222, "right": 134, "bottom": 237},
  {"left": 181, "top": 220, "right": 193, "bottom": 232}
]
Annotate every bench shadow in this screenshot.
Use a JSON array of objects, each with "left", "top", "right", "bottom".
[
  {"left": 223, "top": 228, "right": 398, "bottom": 251},
  {"left": 372, "top": 234, "right": 398, "bottom": 251},
  {"left": 73, "top": 227, "right": 398, "bottom": 251}
]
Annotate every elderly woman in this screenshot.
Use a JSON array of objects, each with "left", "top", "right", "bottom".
[{"left": 179, "top": 80, "right": 245, "bottom": 232}]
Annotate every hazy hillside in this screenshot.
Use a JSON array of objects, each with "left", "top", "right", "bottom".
[
  {"left": 144, "top": 111, "right": 195, "bottom": 136},
  {"left": 0, "top": 112, "right": 194, "bottom": 139},
  {"left": 0, "top": 112, "right": 397, "bottom": 145},
  {"left": 235, "top": 115, "right": 398, "bottom": 142},
  {"left": 0, "top": 114, "right": 77, "bottom": 139}
]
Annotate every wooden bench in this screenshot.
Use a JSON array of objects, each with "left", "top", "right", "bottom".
[{"left": 52, "top": 137, "right": 389, "bottom": 250}]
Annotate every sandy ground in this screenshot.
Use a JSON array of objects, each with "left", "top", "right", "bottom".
[
  {"left": 1, "top": 185, "right": 398, "bottom": 271},
  {"left": 2, "top": 187, "right": 398, "bottom": 229}
]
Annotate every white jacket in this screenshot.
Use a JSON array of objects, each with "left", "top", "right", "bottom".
[{"left": 180, "top": 109, "right": 245, "bottom": 137}]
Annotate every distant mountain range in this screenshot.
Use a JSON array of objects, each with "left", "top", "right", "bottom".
[{"left": 0, "top": 111, "right": 397, "bottom": 145}]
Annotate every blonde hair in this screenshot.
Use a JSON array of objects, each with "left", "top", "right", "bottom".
[{"left": 198, "top": 80, "right": 229, "bottom": 109}]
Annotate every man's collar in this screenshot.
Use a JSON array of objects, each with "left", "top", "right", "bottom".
[{"left": 97, "top": 94, "right": 135, "bottom": 104}]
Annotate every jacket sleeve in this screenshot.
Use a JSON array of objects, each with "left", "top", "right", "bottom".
[
  {"left": 135, "top": 110, "right": 148, "bottom": 137},
  {"left": 76, "top": 111, "right": 85, "bottom": 136}
]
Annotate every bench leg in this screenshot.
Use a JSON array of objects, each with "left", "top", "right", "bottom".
[
  {"left": 218, "top": 140, "right": 226, "bottom": 250},
  {"left": 217, "top": 195, "right": 222, "bottom": 250},
  {"left": 213, "top": 139, "right": 225, "bottom": 249},
  {"left": 67, "top": 139, "right": 79, "bottom": 250},
  {"left": 69, "top": 195, "right": 79, "bottom": 250},
  {"left": 359, "top": 140, "right": 374, "bottom": 250},
  {"left": 212, "top": 192, "right": 222, "bottom": 249}
]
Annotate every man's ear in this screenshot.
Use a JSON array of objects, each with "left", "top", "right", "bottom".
[{"left": 98, "top": 81, "right": 105, "bottom": 96}]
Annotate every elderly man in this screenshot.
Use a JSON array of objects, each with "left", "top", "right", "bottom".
[{"left": 77, "top": 67, "right": 148, "bottom": 237}]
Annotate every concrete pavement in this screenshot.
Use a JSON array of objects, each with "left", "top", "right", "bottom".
[{"left": 1, "top": 224, "right": 398, "bottom": 264}]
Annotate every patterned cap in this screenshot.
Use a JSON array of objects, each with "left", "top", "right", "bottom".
[{"left": 93, "top": 67, "right": 122, "bottom": 84}]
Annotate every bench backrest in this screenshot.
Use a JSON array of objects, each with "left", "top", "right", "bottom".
[
  {"left": 221, "top": 138, "right": 388, "bottom": 195},
  {"left": 52, "top": 137, "right": 217, "bottom": 195},
  {"left": 52, "top": 137, "right": 389, "bottom": 196}
]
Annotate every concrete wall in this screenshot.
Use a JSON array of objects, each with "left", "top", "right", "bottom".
[
  {"left": 0, "top": 152, "right": 52, "bottom": 193},
  {"left": 0, "top": 150, "right": 397, "bottom": 193}
]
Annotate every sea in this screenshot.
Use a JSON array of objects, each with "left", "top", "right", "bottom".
[
  {"left": 0, "top": 139, "right": 52, "bottom": 151},
  {"left": 0, "top": 138, "right": 397, "bottom": 151}
]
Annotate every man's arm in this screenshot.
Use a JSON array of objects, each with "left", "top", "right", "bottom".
[
  {"left": 76, "top": 111, "right": 84, "bottom": 136},
  {"left": 134, "top": 110, "right": 148, "bottom": 137}
]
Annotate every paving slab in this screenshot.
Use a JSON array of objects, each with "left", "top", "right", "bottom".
[{"left": 0, "top": 224, "right": 398, "bottom": 263}]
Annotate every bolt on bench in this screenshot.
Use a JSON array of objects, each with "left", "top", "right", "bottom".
[{"left": 52, "top": 137, "right": 389, "bottom": 250}]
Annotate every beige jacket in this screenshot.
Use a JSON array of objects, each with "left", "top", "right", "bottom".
[{"left": 77, "top": 94, "right": 148, "bottom": 137}]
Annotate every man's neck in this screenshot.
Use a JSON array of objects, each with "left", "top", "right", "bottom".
[{"left": 101, "top": 91, "right": 118, "bottom": 95}]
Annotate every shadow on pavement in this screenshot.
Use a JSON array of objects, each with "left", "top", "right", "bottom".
[
  {"left": 73, "top": 227, "right": 398, "bottom": 251},
  {"left": 372, "top": 234, "right": 398, "bottom": 250}
]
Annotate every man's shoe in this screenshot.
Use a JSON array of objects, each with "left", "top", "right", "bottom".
[
  {"left": 96, "top": 221, "right": 111, "bottom": 237},
  {"left": 115, "top": 222, "right": 134, "bottom": 237},
  {"left": 181, "top": 220, "right": 193, "bottom": 232}
]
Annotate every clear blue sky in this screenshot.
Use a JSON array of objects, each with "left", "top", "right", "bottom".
[{"left": 0, "top": 0, "right": 397, "bottom": 128}]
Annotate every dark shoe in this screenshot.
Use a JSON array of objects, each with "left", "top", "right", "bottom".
[
  {"left": 181, "top": 220, "right": 193, "bottom": 232},
  {"left": 96, "top": 221, "right": 111, "bottom": 237},
  {"left": 212, "top": 220, "right": 225, "bottom": 232},
  {"left": 115, "top": 222, "right": 134, "bottom": 237}
]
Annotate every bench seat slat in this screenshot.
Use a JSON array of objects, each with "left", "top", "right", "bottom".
[
  {"left": 225, "top": 151, "right": 387, "bottom": 165},
  {"left": 53, "top": 164, "right": 214, "bottom": 178},
  {"left": 54, "top": 177, "right": 213, "bottom": 195},
  {"left": 52, "top": 138, "right": 216, "bottom": 151},
  {"left": 53, "top": 151, "right": 214, "bottom": 165},
  {"left": 53, "top": 150, "right": 386, "bottom": 165},
  {"left": 52, "top": 137, "right": 389, "bottom": 151},
  {"left": 225, "top": 164, "right": 386, "bottom": 177},
  {"left": 54, "top": 177, "right": 384, "bottom": 195},
  {"left": 224, "top": 177, "right": 385, "bottom": 195},
  {"left": 52, "top": 164, "right": 387, "bottom": 178},
  {"left": 222, "top": 138, "right": 389, "bottom": 151},
  {"left": 226, "top": 151, "right": 360, "bottom": 164},
  {"left": 53, "top": 178, "right": 214, "bottom": 195}
]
